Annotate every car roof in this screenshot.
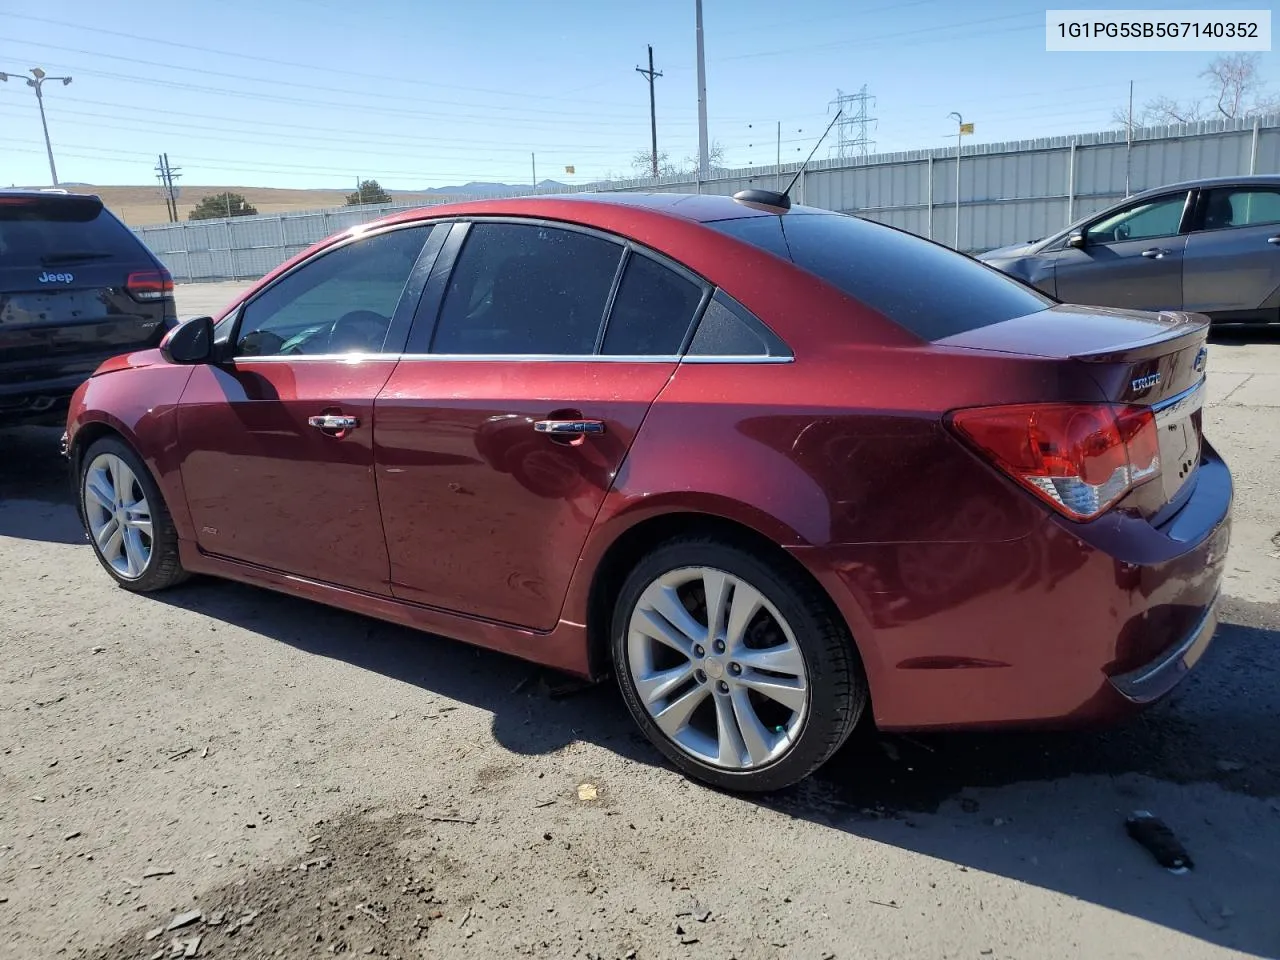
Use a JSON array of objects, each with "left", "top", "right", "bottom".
[
  {"left": 377, "top": 191, "right": 834, "bottom": 228},
  {"left": 1132, "top": 174, "right": 1280, "bottom": 197}
]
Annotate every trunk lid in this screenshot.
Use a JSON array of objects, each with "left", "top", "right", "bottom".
[{"left": 939, "top": 303, "right": 1210, "bottom": 520}]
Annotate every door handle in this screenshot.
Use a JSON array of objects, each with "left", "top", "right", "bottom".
[
  {"left": 534, "top": 419, "right": 605, "bottom": 436},
  {"left": 1141, "top": 248, "right": 1169, "bottom": 259},
  {"left": 1268, "top": 235, "right": 1280, "bottom": 245},
  {"left": 308, "top": 414, "right": 360, "bottom": 431}
]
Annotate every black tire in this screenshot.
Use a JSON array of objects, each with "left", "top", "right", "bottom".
[
  {"left": 78, "top": 435, "right": 188, "bottom": 593},
  {"left": 612, "top": 536, "right": 867, "bottom": 792}
]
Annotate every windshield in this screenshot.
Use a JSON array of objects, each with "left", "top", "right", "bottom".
[{"left": 707, "top": 213, "right": 1055, "bottom": 341}]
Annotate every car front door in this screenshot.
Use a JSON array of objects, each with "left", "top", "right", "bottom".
[
  {"left": 1053, "top": 191, "right": 1192, "bottom": 311},
  {"left": 1182, "top": 185, "right": 1280, "bottom": 320},
  {"left": 373, "top": 220, "right": 709, "bottom": 630},
  {"left": 177, "top": 222, "right": 442, "bottom": 594}
]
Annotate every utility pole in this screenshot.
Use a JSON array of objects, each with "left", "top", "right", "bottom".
[
  {"left": 695, "top": 0, "right": 710, "bottom": 182},
  {"left": 776, "top": 120, "right": 781, "bottom": 190},
  {"left": 531, "top": 153, "right": 537, "bottom": 193},
  {"left": 154, "top": 153, "right": 182, "bottom": 222},
  {"left": 947, "top": 112, "right": 972, "bottom": 251},
  {"left": 1125, "top": 80, "right": 1134, "bottom": 197},
  {"left": 635, "top": 45, "right": 663, "bottom": 178},
  {"left": 1, "top": 68, "right": 73, "bottom": 186}
]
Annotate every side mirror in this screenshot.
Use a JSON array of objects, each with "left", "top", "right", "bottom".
[
  {"left": 159, "top": 315, "right": 214, "bottom": 364},
  {"left": 1066, "top": 232, "right": 1086, "bottom": 249}
]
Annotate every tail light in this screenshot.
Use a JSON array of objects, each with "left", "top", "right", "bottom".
[
  {"left": 948, "top": 402, "right": 1161, "bottom": 521},
  {"left": 126, "top": 269, "right": 174, "bottom": 302}
]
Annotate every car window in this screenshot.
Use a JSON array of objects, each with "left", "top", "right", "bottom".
[
  {"left": 234, "top": 226, "right": 429, "bottom": 357},
  {"left": 600, "top": 253, "right": 704, "bottom": 356},
  {"left": 1199, "top": 187, "right": 1280, "bottom": 230},
  {"left": 1085, "top": 194, "right": 1186, "bottom": 244},
  {"left": 0, "top": 194, "right": 148, "bottom": 269},
  {"left": 706, "top": 213, "right": 1054, "bottom": 341},
  {"left": 430, "top": 222, "right": 622, "bottom": 355}
]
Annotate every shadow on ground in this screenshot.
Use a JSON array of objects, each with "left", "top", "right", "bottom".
[{"left": 6, "top": 415, "right": 1280, "bottom": 955}]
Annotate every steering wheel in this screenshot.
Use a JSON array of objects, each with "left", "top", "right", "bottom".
[{"left": 326, "top": 310, "right": 389, "bottom": 354}]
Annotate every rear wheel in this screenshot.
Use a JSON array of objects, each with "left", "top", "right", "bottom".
[
  {"left": 612, "top": 537, "right": 867, "bottom": 792},
  {"left": 79, "top": 436, "right": 187, "bottom": 592}
]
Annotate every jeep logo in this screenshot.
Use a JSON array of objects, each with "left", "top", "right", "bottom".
[{"left": 38, "top": 271, "right": 75, "bottom": 284}]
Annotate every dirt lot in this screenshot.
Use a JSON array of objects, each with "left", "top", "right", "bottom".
[{"left": 2, "top": 287, "right": 1278, "bottom": 959}]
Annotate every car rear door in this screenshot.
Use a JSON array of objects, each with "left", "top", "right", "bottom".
[
  {"left": 1052, "top": 190, "right": 1192, "bottom": 311},
  {"left": 1182, "top": 184, "right": 1280, "bottom": 320},
  {"left": 0, "top": 193, "right": 174, "bottom": 416},
  {"left": 177, "top": 222, "right": 442, "bottom": 595},
  {"left": 373, "top": 219, "right": 708, "bottom": 630}
]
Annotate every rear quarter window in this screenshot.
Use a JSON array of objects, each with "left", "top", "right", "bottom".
[
  {"left": 706, "top": 213, "right": 1054, "bottom": 341},
  {"left": 0, "top": 195, "right": 149, "bottom": 269}
]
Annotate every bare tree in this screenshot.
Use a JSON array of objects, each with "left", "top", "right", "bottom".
[
  {"left": 1118, "top": 53, "right": 1279, "bottom": 129},
  {"left": 631, "top": 141, "right": 729, "bottom": 179}
]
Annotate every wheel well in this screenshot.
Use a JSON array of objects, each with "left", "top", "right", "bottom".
[
  {"left": 584, "top": 512, "right": 852, "bottom": 680},
  {"left": 68, "top": 423, "right": 126, "bottom": 518}
]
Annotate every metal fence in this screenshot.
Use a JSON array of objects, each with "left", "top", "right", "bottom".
[{"left": 134, "top": 114, "right": 1280, "bottom": 283}]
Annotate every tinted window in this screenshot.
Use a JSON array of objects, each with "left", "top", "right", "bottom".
[
  {"left": 431, "top": 222, "right": 622, "bottom": 355},
  {"left": 1085, "top": 194, "right": 1186, "bottom": 244},
  {"left": 686, "top": 292, "right": 791, "bottom": 358},
  {"left": 1200, "top": 187, "right": 1280, "bottom": 229},
  {"left": 0, "top": 195, "right": 148, "bottom": 269},
  {"left": 708, "top": 214, "right": 1054, "bottom": 341},
  {"left": 235, "top": 226, "right": 428, "bottom": 357},
  {"left": 601, "top": 253, "right": 704, "bottom": 355}
]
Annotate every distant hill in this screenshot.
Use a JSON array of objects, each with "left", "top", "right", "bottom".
[{"left": 411, "top": 180, "right": 570, "bottom": 197}]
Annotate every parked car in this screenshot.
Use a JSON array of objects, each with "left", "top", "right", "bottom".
[
  {"left": 979, "top": 175, "right": 1280, "bottom": 323},
  {"left": 0, "top": 189, "right": 175, "bottom": 426},
  {"left": 62, "top": 193, "right": 1230, "bottom": 792}
]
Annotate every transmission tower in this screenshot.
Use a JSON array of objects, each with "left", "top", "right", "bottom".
[{"left": 828, "top": 86, "right": 877, "bottom": 158}]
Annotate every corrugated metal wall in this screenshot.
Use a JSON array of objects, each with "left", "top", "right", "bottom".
[{"left": 135, "top": 114, "right": 1280, "bottom": 282}]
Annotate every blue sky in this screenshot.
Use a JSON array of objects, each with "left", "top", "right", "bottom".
[{"left": 0, "top": 0, "right": 1274, "bottom": 190}]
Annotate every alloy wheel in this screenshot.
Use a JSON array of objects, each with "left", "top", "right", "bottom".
[
  {"left": 83, "top": 452, "right": 154, "bottom": 580},
  {"left": 625, "top": 566, "right": 810, "bottom": 770}
]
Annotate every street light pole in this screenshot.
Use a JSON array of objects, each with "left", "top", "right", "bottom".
[
  {"left": 947, "top": 111, "right": 965, "bottom": 251},
  {"left": 1, "top": 68, "right": 73, "bottom": 186},
  {"left": 695, "top": 0, "right": 710, "bottom": 183}
]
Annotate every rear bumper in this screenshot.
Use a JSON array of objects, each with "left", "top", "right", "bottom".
[
  {"left": 1107, "top": 591, "right": 1218, "bottom": 704},
  {"left": 0, "top": 368, "right": 97, "bottom": 424},
  {"left": 788, "top": 444, "right": 1232, "bottom": 731}
]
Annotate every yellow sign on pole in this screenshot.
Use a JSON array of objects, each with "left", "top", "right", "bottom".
[{"left": 959, "top": 122, "right": 974, "bottom": 135}]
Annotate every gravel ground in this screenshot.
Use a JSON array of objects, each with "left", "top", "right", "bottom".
[{"left": 0, "top": 285, "right": 1277, "bottom": 959}]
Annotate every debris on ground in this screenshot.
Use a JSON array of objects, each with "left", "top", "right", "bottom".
[
  {"left": 577, "top": 783, "right": 599, "bottom": 802},
  {"left": 143, "top": 867, "right": 175, "bottom": 879},
  {"left": 1125, "top": 811, "right": 1193, "bottom": 873},
  {"left": 166, "top": 909, "right": 203, "bottom": 931}
]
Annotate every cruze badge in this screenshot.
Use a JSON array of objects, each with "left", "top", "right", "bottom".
[
  {"left": 1193, "top": 346, "right": 1208, "bottom": 372},
  {"left": 1131, "top": 373, "right": 1162, "bottom": 392},
  {"left": 38, "top": 271, "right": 74, "bottom": 284}
]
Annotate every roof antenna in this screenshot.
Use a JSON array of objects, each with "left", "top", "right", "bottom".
[{"left": 733, "top": 110, "right": 842, "bottom": 214}]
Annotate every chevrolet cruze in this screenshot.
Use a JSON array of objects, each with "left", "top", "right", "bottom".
[{"left": 63, "top": 193, "right": 1231, "bottom": 792}]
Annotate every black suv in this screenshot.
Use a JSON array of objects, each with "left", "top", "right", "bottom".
[{"left": 1, "top": 190, "right": 176, "bottom": 426}]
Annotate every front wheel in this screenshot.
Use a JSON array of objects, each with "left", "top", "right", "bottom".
[
  {"left": 612, "top": 537, "right": 867, "bottom": 792},
  {"left": 79, "top": 435, "right": 188, "bottom": 592}
]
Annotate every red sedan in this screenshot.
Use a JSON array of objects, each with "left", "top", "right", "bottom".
[{"left": 63, "top": 193, "right": 1231, "bottom": 792}]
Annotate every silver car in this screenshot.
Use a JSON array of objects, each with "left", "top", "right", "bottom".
[{"left": 979, "top": 175, "right": 1280, "bottom": 324}]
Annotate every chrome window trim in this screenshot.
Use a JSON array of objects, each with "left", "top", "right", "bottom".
[{"left": 225, "top": 352, "right": 794, "bottom": 365}]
